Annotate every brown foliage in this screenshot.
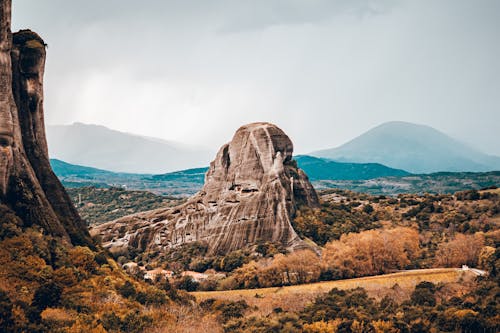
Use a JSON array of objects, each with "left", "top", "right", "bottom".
[
  {"left": 435, "top": 233, "right": 485, "bottom": 267},
  {"left": 322, "top": 227, "right": 420, "bottom": 278}
]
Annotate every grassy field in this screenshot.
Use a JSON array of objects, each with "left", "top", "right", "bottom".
[{"left": 192, "top": 268, "right": 475, "bottom": 315}]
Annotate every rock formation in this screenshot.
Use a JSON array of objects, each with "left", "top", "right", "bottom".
[
  {"left": 0, "top": 1, "right": 92, "bottom": 247},
  {"left": 93, "top": 122, "right": 319, "bottom": 255}
]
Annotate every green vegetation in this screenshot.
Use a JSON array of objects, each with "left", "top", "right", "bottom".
[
  {"left": 50, "top": 159, "right": 206, "bottom": 196},
  {"left": 316, "top": 171, "right": 500, "bottom": 195},
  {"left": 66, "top": 186, "right": 183, "bottom": 225}
]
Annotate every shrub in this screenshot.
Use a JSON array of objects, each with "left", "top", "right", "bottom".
[
  {"left": 214, "top": 300, "right": 249, "bottom": 323},
  {"left": 0, "top": 290, "right": 14, "bottom": 331},
  {"left": 220, "top": 251, "right": 245, "bottom": 272},
  {"left": 32, "top": 281, "right": 62, "bottom": 311},
  {"left": 175, "top": 276, "right": 199, "bottom": 292},
  {"left": 410, "top": 282, "right": 437, "bottom": 307},
  {"left": 69, "top": 246, "right": 98, "bottom": 276},
  {"left": 117, "top": 281, "right": 136, "bottom": 299}
]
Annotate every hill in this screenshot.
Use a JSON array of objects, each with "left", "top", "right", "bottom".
[
  {"left": 316, "top": 171, "right": 500, "bottom": 195},
  {"left": 312, "top": 121, "right": 500, "bottom": 173},
  {"left": 66, "top": 187, "right": 184, "bottom": 225},
  {"left": 46, "top": 123, "right": 214, "bottom": 173},
  {"left": 50, "top": 159, "right": 205, "bottom": 196},
  {"left": 295, "top": 155, "right": 409, "bottom": 180},
  {"left": 52, "top": 158, "right": 500, "bottom": 197}
]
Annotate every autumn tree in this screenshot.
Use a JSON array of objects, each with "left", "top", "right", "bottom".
[
  {"left": 322, "top": 227, "right": 420, "bottom": 278},
  {"left": 435, "top": 233, "right": 484, "bottom": 267}
]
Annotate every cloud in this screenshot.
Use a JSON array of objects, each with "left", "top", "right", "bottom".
[{"left": 11, "top": 0, "right": 500, "bottom": 155}]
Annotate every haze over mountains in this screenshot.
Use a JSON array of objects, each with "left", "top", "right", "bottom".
[
  {"left": 47, "top": 123, "right": 214, "bottom": 173},
  {"left": 312, "top": 121, "right": 500, "bottom": 174},
  {"left": 47, "top": 121, "right": 500, "bottom": 176}
]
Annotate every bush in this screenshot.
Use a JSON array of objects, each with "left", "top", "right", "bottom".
[
  {"left": 0, "top": 290, "right": 14, "bottom": 331},
  {"left": 214, "top": 300, "right": 249, "bottom": 323},
  {"left": 69, "top": 246, "right": 98, "bottom": 276},
  {"left": 32, "top": 281, "right": 62, "bottom": 311},
  {"left": 220, "top": 251, "right": 245, "bottom": 272},
  {"left": 175, "top": 276, "right": 199, "bottom": 292},
  {"left": 117, "top": 281, "right": 136, "bottom": 299},
  {"left": 410, "top": 282, "right": 436, "bottom": 307},
  {"left": 102, "top": 311, "right": 153, "bottom": 333}
]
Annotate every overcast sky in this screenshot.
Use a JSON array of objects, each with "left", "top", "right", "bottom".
[{"left": 12, "top": 0, "right": 500, "bottom": 155}]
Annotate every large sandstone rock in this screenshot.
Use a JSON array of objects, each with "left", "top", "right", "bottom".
[
  {"left": 0, "top": 0, "right": 92, "bottom": 246},
  {"left": 93, "top": 122, "right": 319, "bottom": 255}
]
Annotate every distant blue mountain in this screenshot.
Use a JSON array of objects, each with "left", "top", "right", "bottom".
[
  {"left": 51, "top": 158, "right": 116, "bottom": 177},
  {"left": 311, "top": 121, "right": 500, "bottom": 174}
]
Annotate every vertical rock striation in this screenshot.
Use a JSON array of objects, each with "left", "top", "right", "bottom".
[
  {"left": 0, "top": 0, "right": 92, "bottom": 247},
  {"left": 93, "top": 122, "right": 319, "bottom": 255}
]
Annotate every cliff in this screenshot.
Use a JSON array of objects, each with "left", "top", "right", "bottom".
[{"left": 0, "top": 3, "right": 92, "bottom": 246}]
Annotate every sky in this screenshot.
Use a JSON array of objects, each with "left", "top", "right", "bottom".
[{"left": 12, "top": 0, "right": 500, "bottom": 155}]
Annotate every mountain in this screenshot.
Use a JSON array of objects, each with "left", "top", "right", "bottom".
[
  {"left": 311, "top": 121, "right": 500, "bottom": 174},
  {"left": 50, "top": 158, "right": 116, "bottom": 177},
  {"left": 294, "top": 155, "right": 410, "bottom": 180},
  {"left": 46, "top": 123, "right": 214, "bottom": 173}
]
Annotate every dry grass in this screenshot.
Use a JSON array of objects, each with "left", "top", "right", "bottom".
[
  {"left": 192, "top": 268, "right": 474, "bottom": 316},
  {"left": 480, "top": 187, "right": 500, "bottom": 194}
]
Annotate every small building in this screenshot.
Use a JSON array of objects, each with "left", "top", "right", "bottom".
[
  {"left": 144, "top": 268, "right": 174, "bottom": 281},
  {"left": 181, "top": 271, "right": 209, "bottom": 282}
]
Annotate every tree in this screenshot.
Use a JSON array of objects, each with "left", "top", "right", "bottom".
[
  {"left": 410, "top": 281, "right": 436, "bottom": 307},
  {"left": 322, "top": 227, "right": 420, "bottom": 278},
  {"left": 275, "top": 250, "right": 321, "bottom": 285},
  {"left": 435, "top": 233, "right": 484, "bottom": 267}
]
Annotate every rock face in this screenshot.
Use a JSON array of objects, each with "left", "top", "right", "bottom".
[
  {"left": 0, "top": 1, "right": 92, "bottom": 246},
  {"left": 93, "top": 122, "right": 319, "bottom": 255}
]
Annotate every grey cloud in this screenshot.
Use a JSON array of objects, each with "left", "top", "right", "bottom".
[{"left": 10, "top": 0, "right": 500, "bottom": 156}]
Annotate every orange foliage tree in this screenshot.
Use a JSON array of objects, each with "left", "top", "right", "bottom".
[
  {"left": 321, "top": 227, "right": 420, "bottom": 278},
  {"left": 435, "top": 233, "right": 484, "bottom": 267}
]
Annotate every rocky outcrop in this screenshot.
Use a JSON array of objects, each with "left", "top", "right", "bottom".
[
  {"left": 93, "top": 122, "right": 319, "bottom": 255},
  {"left": 0, "top": 1, "right": 92, "bottom": 246}
]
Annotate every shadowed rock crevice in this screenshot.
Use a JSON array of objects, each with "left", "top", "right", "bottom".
[
  {"left": 93, "top": 122, "right": 319, "bottom": 255},
  {"left": 0, "top": 0, "right": 93, "bottom": 247}
]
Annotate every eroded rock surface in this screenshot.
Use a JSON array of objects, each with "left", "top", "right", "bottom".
[
  {"left": 0, "top": 1, "right": 92, "bottom": 247},
  {"left": 93, "top": 122, "right": 319, "bottom": 255}
]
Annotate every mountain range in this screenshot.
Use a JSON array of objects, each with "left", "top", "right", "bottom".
[
  {"left": 50, "top": 154, "right": 410, "bottom": 196},
  {"left": 312, "top": 121, "right": 500, "bottom": 174},
  {"left": 50, "top": 156, "right": 500, "bottom": 197},
  {"left": 46, "top": 123, "right": 214, "bottom": 173},
  {"left": 48, "top": 121, "right": 500, "bottom": 176}
]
